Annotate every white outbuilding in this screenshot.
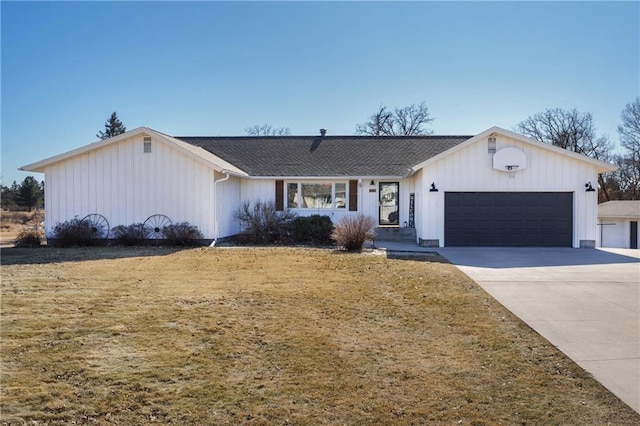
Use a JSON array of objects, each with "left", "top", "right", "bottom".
[
  {"left": 597, "top": 200, "right": 640, "bottom": 249},
  {"left": 20, "top": 126, "right": 616, "bottom": 247}
]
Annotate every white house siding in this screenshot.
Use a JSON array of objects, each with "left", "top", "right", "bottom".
[
  {"left": 215, "top": 173, "right": 242, "bottom": 239},
  {"left": 418, "top": 134, "right": 600, "bottom": 248},
  {"left": 43, "top": 134, "right": 221, "bottom": 239}
]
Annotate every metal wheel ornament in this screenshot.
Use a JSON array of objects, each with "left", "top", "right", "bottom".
[
  {"left": 143, "top": 214, "right": 172, "bottom": 239},
  {"left": 81, "top": 214, "right": 110, "bottom": 239}
]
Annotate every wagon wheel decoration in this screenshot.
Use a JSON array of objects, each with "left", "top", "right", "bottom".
[
  {"left": 143, "top": 214, "right": 172, "bottom": 239},
  {"left": 81, "top": 214, "right": 110, "bottom": 239}
]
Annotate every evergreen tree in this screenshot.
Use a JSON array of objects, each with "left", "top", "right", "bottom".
[
  {"left": 15, "top": 176, "right": 44, "bottom": 212},
  {"left": 96, "top": 111, "right": 127, "bottom": 140}
]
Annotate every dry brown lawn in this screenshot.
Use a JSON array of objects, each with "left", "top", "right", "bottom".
[{"left": 1, "top": 246, "right": 638, "bottom": 425}]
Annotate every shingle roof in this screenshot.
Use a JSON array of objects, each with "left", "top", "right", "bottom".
[
  {"left": 598, "top": 200, "right": 640, "bottom": 219},
  {"left": 175, "top": 135, "right": 471, "bottom": 177}
]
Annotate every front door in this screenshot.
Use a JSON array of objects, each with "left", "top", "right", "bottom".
[
  {"left": 379, "top": 182, "right": 399, "bottom": 226},
  {"left": 631, "top": 221, "right": 638, "bottom": 249}
]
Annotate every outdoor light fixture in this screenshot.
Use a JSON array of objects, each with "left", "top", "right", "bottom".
[
  {"left": 369, "top": 180, "right": 376, "bottom": 192},
  {"left": 429, "top": 182, "right": 438, "bottom": 192},
  {"left": 585, "top": 182, "right": 596, "bottom": 192}
]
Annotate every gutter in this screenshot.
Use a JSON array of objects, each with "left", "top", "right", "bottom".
[{"left": 210, "top": 171, "right": 231, "bottom": 247}]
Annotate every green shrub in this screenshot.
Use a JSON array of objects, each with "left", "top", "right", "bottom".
[
  {"left": 162, "top": 222, "right": 204, "bottom": 246},
  {"left": 234, "top": 200, "right": 296, "bottom": 244},
  {"left": 291, "top": 215, "right": 334, "bottom": 245},
  {"left": 49, "top": 218, "right": 96, "bottom": 247},
  {"left": 332, "top": 214, "right": 376, "bottom": 251},
  {"left": 112, "top": 223, "right": 145, "bottom": 246}
]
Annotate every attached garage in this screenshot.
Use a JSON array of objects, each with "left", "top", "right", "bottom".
[{"left": 445, "top": 192, "right": 573, "bottom": 247}]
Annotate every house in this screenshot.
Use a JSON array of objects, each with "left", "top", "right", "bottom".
[
  {"left": 597, "top": 200, "right": 640, "bottom": 249},
  {"left": 20, "top": 126, "right": 616, "bottom": 248}
]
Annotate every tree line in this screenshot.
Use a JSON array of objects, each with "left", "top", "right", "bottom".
[{"left": 1, "top": 177, "right": 44, "bottom": 211}]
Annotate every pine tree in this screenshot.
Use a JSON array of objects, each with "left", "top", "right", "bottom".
[
  {"left": 96, "top": 111, "right": 127, "bottom": 140},
  {"left": 15, "top": 176, "right": 43, "bottom": 212}
]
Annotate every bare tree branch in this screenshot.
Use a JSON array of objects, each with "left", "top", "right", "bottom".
[
  {"left": 245, "top": 124, "right": 291, "bottom": 136},
  {"left": 355, "top": 102, "right": 433, "bottom": 136},
  {"left": 516, "top": 107, "right": 613, "bottom": 200}
]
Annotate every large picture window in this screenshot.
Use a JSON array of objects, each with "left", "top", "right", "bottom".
[{"left": 287, "top": 182, "right": 348, "bottom": 209}]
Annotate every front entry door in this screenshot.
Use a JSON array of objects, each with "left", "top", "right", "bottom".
[
  {"left": 379, "top": 182, "right": 399, "bottom": 226},
  {"left": 631, "top": 221, "right": 638, "bottom": 249}
]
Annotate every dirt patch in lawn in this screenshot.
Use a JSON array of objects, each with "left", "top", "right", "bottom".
[{"left": 1, "top": 246, "right": 638, "bottom": 424}]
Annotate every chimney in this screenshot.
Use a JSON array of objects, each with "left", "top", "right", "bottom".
[{"left": 319, "top": 128, "right": 327, "bottom": 137}]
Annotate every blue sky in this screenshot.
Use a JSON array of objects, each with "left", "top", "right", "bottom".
[{"left": 2, "top": 1, "right": 638, "bottom": 185}]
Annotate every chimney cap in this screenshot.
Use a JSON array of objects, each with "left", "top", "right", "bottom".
[{"left": 319, "top": 128, "right": 327, "bottom": 136}]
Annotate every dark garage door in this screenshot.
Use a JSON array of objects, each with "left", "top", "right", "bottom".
[{"left": 445, "top": 192, "right": 573, "bottom": 247}]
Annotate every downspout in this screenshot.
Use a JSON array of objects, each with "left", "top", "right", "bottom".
[{"left": 210, "top": 171, "right": 230, "bottom": 247}]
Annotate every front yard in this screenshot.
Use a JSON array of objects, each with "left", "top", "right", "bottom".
[{"left": 1, "top": 247, "right": 638, "bottom": 424}]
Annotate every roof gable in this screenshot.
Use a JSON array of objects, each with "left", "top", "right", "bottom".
[
  {"left": 411, "top": 126, "right": 617, "bottom": 173},
  {"left": 175, "top": 135, "right": 470, "bottom": 177},
  {"left": 20, "top": 127, "right": 247, "bottom": 176}
]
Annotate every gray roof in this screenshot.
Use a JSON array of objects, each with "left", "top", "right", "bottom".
[
  {"left": 175, "top": 135, "right": 471, "bottom": 177},
  {"left": 598, "top": 200, "right": 640, "bottom": 219}
]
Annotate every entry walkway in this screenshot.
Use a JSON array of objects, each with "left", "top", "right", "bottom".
[{"left": 437, "top": 247, "right": 640, "bottom": 413}]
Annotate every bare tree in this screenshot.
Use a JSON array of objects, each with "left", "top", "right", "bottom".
[
  {"left": 245, "top": 124, "right": 291, "bottom": 136},
  {"left": 516, "top": 108, "right": 613, "bottom": 200},
  {"left": 616, "top": 98, "right": 640, "bottom": 199},
  {"left": 355, "top": 102, "right": 434, "bottom": 136}
]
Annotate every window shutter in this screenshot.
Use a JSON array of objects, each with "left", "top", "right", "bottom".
[
  {"left": 275, "top": 180, "right": 284, "bottom": 211},
  {"left": 349, "top": 180, "right": 358, "bottom": 211}
]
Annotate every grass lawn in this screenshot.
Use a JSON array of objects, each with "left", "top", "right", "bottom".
[{"left": 1, "top": 246, "right": 638, "bottom": 425}]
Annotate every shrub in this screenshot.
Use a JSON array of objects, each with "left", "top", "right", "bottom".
[
  {"left": 291, "top": 215, "right": 334, "bottom": 245},
  {"left": 332, "top": 214, "right": 376, "bottom": 251},
  {"left": 14, "top": 228, "right": 42, "bottom": 248},
  {"left": 112, "top": 223, "right": 145, "bottom": 246},
  {"left": 234, "top": 200, "right": 296, "bottom": 244},
  {"left": 49, "top": 217, "right": 96, "bottom": 247},
  {"left": 162, "top": 222, "right": 204, "bottom": 246}
]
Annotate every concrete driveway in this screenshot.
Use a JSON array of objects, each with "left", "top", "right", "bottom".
[{"left": 438, "top": 247, "right": 640, "bottom": 413}]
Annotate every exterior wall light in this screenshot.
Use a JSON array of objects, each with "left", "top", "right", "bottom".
[
  {"left": 429, "top": 182, "right": 438, "bottom": 192},
  {"left": 585, "top": 182, "right": 596, "bottom": 192}
]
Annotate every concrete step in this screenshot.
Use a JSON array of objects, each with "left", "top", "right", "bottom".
[{"left": 374, "top": 227, "right": 416, "bottom": 242}]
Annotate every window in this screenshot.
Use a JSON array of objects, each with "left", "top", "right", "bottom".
[
  {"left": 286, "top": 182, "right": 347, "bottom": 209},
  {"left": 287, "top": 183, "right": 298, "bottom": 208},
  {"left": 488, "top": 137, "right": 496, "bottom": 154},
  {"left": 302, "top": 183, "right": 332, "bottom": 208},
  {"left": 143, "top": 136, "right": 152, "bottom": 153},
  {"left": 335, "top": 183, "right": 346, "bottom": 209}
]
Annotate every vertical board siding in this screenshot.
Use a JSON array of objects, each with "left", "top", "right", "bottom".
[
  {"left": 418, "top": 135, "right": 600, "bottom": 247},
  {"left": 43, "top": 134, "right": 235, "bottom": 239}
]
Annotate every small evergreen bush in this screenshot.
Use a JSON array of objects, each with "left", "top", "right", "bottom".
[
  {"left": 291, "top": 215, "right": 334, "bottom": 245},
  {"left": 112, "top": 223, "right": 145, "bottom": 246},
  {"left": 162, "top": 222, "right": 204, "bottom": 246},
  {"left": 234, "top": 200, "right": 296, "bottom": 244},
  {"left": 49, "top": 218, "right": 96, "bottom": 247},
  {"left": 332, "top": 214, "right": 376, "bottom": 251}
]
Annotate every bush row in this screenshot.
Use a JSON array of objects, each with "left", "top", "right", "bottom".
[
  {"left": 46, "top": 218, "right": 204, "bottom": 247},
  {"left": 234, "top": 201, "right": 375, "bottom": 250}
]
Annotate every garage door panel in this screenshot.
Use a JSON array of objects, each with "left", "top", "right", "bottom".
[{"left": 445, "top": 192, "right": 573, "bottom": 247}]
